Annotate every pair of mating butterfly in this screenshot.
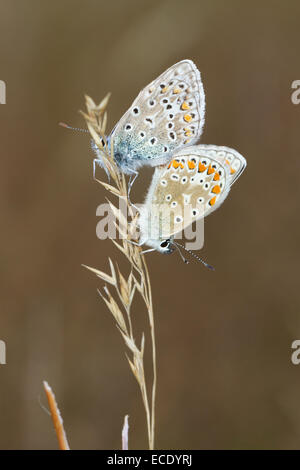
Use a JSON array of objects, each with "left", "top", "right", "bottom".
[{"left": 92, "top": 59, "right": 246, "bottom": 264}]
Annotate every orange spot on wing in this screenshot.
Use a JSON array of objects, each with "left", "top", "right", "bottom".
[
  {"left": 173, "top": 88, "right": 181, "bottom": 94},
  {"left": 167, "top": 161, "right": 172, "bottom": 169},
  {"left": 188, "top": 160, "right": 196, "bottom": 169},
  {"left": 185, "top": 129, "right": 192, "bottom": 137},
  {"left": 184, "top": 114, "right": 192, "bottom": 123},
  {"left": 213, "top": 172, "right": 220, "bottom": 181},
  {"left": 198, "top": 162, "right": 207, "bottom": 172},
  {"left": 181, "top": 101, "right": 190, "bottom": 110},
  {"left": 209, "top": 196, "right": 217, "bottom": 206},
  {"left": 230, "top": 167, "right": 236, "bottom": 174},
  {"left": 161, "top": 86, "right": 168, "bottom": 93},
  {"left": 207, "top": 164, "right": 215, "bottom": 175},
  {"left": 212, "top": 185, "right": 221, "bottom": 194},
  {"left": 172, "top": 160, "right": 184, "bottom": 169}
]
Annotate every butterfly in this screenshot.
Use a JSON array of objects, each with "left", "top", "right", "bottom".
[
  {"left": 92, "top": 59, "right": 205, "bottom": 183},
  {"left": 137, "top": 145, "right": 246, "bottom": 259}
]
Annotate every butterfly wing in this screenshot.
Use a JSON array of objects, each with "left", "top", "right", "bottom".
[
  {"left": 111, "top": 60, "right": 205, "bottom": 173},
  {"left": 139, "top": 148, "right": 241, "bottom": 245},
  {"left": 174, "top": 144, "right": 247, "bottom": 185}
]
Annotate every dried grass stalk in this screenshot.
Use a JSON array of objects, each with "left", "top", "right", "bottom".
[
  {"left": 43, "top": 381, "right": 70, "bottom": 450},
  {"left": 82, "top": 94, "right": 157, "bottom": 450},
  {"left": 122, "top": 415, "right": 129, "bottom": 450}
]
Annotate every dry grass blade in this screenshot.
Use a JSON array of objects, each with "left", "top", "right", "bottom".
[
  {"left": 43, "top": 381, "right": 70, "bottom": 450},
  {"left": 117, "top": 266, "right": 130, "bottom": 307},
  {"left": 107, "top": 199, "right": 129, "bottom": 233},
  {"left": 101, "top": 287, "right": 128, "bottom": 335},
  {"left": 97, "top": 180, "right": 121, "bottom": 197},
  {"left": 82, "top": 94, "right": 157, "bottom": 450},
  {"left": 82, "top": 263, "right": 116, "bottom": 285},
  {"left": 122, "top": 415, "right": 129, "bottom": 450},
  {"left": 111, "top": 238, "right": 129, "bottom": 257}
]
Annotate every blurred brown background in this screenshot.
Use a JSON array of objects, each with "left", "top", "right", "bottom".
[{"left": 0, "top": 0, "right": 300, "bottom": 450}]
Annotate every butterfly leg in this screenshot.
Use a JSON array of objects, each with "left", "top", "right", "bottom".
[
  {"left": 141, "top": 248, "right": 155, "bottom": 255},
  {"left": 125, "top": 170, "right": 139, "bottom": 213},
  {"left": 93, "top": 158, "right": 110, "bottom": 182},
  {"left": 127, "top": 169, "right": 139, "bottom": 206}
]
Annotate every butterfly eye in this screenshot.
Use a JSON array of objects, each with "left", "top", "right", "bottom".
[{"left": 160, "top": 240, "right": 169, "bottom": 248}]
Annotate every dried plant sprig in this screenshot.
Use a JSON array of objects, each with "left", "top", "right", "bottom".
[
  {"left": 82, "top": 94, "right": 157, "bottom": 450},
  {"left": 43, "top": 381, "right": 70, "bottom": 450},
  {"left": 122, "top": 415, "right": 129, "bottom": 450}
]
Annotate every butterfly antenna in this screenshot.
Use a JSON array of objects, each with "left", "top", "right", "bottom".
[
  {"left": 59, "top": 122, "right": 89, "bottom": 133},
  {"left": 174, "top": 241, "right": 215, "bottom": 270}
]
